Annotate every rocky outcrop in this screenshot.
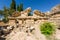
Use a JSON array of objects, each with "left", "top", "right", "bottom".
[
  {"left": 6, "top": 22, "right": 47, "bottom": 40},
  {"left": 0, "top": 4, "right": 60, "bottom": 40},
  {"left": 51, "top": 4, "right": 60, "bottom": 13}
]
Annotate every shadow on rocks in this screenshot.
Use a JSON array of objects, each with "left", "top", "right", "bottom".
[{"left": 0, "top": 37, "right": 6, "bottom": 40}]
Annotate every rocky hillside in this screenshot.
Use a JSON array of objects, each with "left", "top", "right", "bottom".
[{"left": 5, "top": 22, "right": 46, "bottom": 40}]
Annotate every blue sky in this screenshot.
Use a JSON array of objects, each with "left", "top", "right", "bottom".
[{"left": 0, "top": 0, "right": 60, "bottom": 12}]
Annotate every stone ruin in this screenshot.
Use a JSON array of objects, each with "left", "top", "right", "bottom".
[{"left": 0, "top": 5, "right": 60, "bottom": 40}]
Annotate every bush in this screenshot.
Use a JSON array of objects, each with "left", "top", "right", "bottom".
[
  {"left": 2, "top": 18, "right": 9, "bottom": 23},
  {"left": 40, "top": 22, "right": 55, "bottom": 36}
]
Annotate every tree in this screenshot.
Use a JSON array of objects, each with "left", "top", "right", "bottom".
[
  {"left": 9, "top": 0, "right": 16, "bottom": 16},
  {"left": 9, "top": 9, "right": 15, "bottom": 16},
  {"left": 2, "top": 6, "right": 9, "bottom": 23},
  {"left": 0, "top": 10, "right": 3, "bottom": 15},
  {"left": 10, "top": 0, "right": 16, "bottom": 11},
  {"left": 17, "top": 3, "right": 23, "bottom": 12},
  {"left": 3, "top": 6, "right": 9, "bottom": 17},
  {"left": 17, "top": 5, "right": 19, "bottom": 11}
]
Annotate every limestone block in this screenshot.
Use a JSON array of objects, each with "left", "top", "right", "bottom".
[
  {"left": 25, "top": 20, "right": 34, "bottom": 24},
  {"left": 24, "top": 7, "right": 31, "bottom": 13},
  {"left": 55, "top": 29, "right": 60, "bottom": 40},
  {"left": 51, "top": 4, "right": 60, "bottom": 13},
  {"left": 9, "top": 20, "right": 16, "bottom": 26},
  {"left": 21, "top": 13, "right": 27, "bottom": 17},
  {"left": 18, "top": 20, "right": 22, "bottom": 24}
]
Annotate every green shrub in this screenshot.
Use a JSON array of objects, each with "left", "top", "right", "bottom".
[
  {"left": 2, "top": 18, "right": 9, "bottom": 23},
  {"left": 40, "top": 22, "right": 55, "bottom": 36}
]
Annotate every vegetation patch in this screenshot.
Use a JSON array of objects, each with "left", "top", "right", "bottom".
[
  {"left": 2, "top": 18, "right": 9, "bottom": 23},
  {"left": 40, "top": 22, "right": 55, "bottom": 36}
]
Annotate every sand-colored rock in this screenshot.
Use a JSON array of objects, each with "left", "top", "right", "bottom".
[{"left": 0, "top": 5, "right": 60, "bottom": 40}]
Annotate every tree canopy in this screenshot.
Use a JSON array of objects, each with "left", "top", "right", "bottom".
[
  {"left": 17, "top": 3, "right": 23, "bottom": 12},
  {"left": 2, "top": 6, "right": 9, "bottom": 23},
  {"left": 10, "top": 0, "right": 16, "bottom": 11},
  {"left": 0, "top": 0, "right": 24, "bottom": 22}
]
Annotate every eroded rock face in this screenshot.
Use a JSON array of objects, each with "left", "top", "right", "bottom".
[
  {"left": 33, "top": 10, "right": 45, "bottom": 17},
  {"left": 55, "top": 29, "right": 60, "bottom": 40},
  {"left": 51, "top": 4, "right": 60, "bottom": 13},
  {"left": 5, "top": 20, "right": 47, "bottom": 40},
  {"left": 6, "top": 29, "right": 38, "bottom": 40},
  {"left": 0, "top": 5, "right": 60, "bottom": 40},
  {"left": 24, "top": 7, "right": 31, "bottom": 13},
  {"left": 6, "top": 28, "right": 34, "bottom": 40}
]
